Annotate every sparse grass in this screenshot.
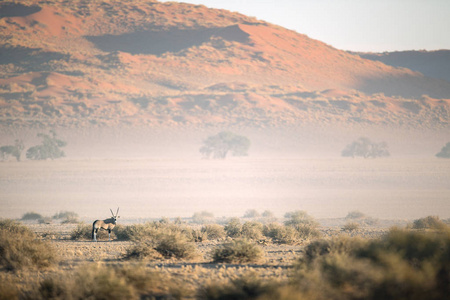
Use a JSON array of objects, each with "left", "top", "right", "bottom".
[
  {"left": 212, "top": 239, "right": 263, "bottom": 263},
  {"left": 0, "top": 219, "right": 58, "bottom": 271},
  {"left": 20, "top": 212, "right": 43, "bottom": 220}
]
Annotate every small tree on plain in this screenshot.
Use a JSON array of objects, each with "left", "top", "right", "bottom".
[
  {"left": 436, "top": 142, "right": 450, "bottom": 158},
  {"left": 200, "top": 131, "right": 250, "bottom": 159},
  {"left": 0, "top": 139, "right": 24, "bottom": 161},
  {"left": 341, "top": 137, "right": 389, "bottom": 158},
  {"left": 26, "top": 130, "right": 67, "bottom": 160}
]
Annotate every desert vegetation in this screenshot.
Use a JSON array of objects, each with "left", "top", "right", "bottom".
[
  {"left": 199, "top": 131, "right": 250, "bottom": 159},
  {"left": 1, "top": 212, "right": 449, "bottom": 299},
  {"left": 26, "top": 130, "right": 67, "bottom": 160},
  {"left": 436, "top": 141, "right": 450, "bottom": 158},
  {"left": 341, "top": 137, "right": 390, "bottom": 158}
]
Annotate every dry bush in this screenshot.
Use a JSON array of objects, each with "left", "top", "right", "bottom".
[
  {"left": 411, "top": 215, "right": 448, "bottom": 230},
  {"left": 53, "top": 211, "right": 79, "bottom": 224},
  {"left": 289, "top": 229, "right": 450, "bottom": 300},
  {"left": 199, "top": 272, "right": 279, "bottom": 300},
  {"left": 192, "top": 211, "right": 215, "bottom": 224},
  {"left": 31, "top": 264, "right": 183, "bottom": 300},
  {"left": 212, "top": 239, "right": 263, "bottom": 263},
  {"left": 21, "top": 212, "right": 42, "bottom": 220},
  {"left": 345, "top": 210, "right": 366, "bottom": 220},
  {"left": 263, "top": 222, "right": 299, "bottom": 245},
  {"left": 0, "top": 219, "right": 58, "bottom": 271},
  {"left": 342, "top": 221, "right": 360, "bottom": 232},
  {"left": 240, "top": 221, "right": 264, "bottom": 240},
  {"left": 154, "top": 232, "right": 198, "bottom": 259},
  {"left": 123, "top": 241, "right": 162, "bottom": 260},
  {"left": 284, "top": 210, "right": 320, "bottom": 239},
  {"left": 243, "top": 209, "right": 260, "bottom": 218},
  {"left": 201, "top": 224, "right": 226, "bottom": 240},
  {"left": 0, "top": 276, "right": 19, "bottom": 300},
  {"left": 224, "top": 217, "right": 242, "bottom": 238}
]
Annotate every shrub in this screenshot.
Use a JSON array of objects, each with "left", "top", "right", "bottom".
[
  {"left": 124, "top": 241, "right": 162, "bottom": 260},
  {"left": 341, "top": 137, "right": 390, "bottom": 158},
  {"left": 342, "top": 222, "right": 360, "bottom": 232},
  {"left": 243, "top": 209, "right": 260, "bottom": 218},
  {"left": 345, "top": 210, "right": 366, "bottom": 220},
  {"left": 21, "top": 212, "right": 43, "bottom": 220},
  {"left": 70, "top": 223, "right": 112, "bottom": 240},
  {"left": 292, "top": 229, "right": 450, "bottom": 300},
  {"left": 53, "top": 211, "right": 79, "bottom": 223},
  {"left": 224, "top": 217, "right": 242, "bottom": 238},
  {"left": 411, "top": 215, "right": 448, "bottom": 230},
  {"left": 192, "top": 211, "right": 215, "bottom": 224},
  {"left": 263, "top": 223, "right": 300, "bottom": 245},
  {"left": 154, "top": 232, "right": 198, "bottom": 259},
  {"left": 199, "top": 272, "right": 279, "bottom": 300},
  {"left": 284, "top": 211, "right": 320, "bottom": 239},
  {"left": 0, "top": 219, "right": 58, "bottom": 271},
  {"left": 201, "top": 224, "right": 226, "bottom": 240},
  {"left": 240, "top": 221, "right": 264, "bottom": 240},
  {"left": 212, "top": 239, "right": 263, "bottom": 263}
]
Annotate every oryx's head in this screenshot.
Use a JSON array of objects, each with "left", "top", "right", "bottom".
[{"left": 110, "top": 208, "right": 120, "bottom": 224}]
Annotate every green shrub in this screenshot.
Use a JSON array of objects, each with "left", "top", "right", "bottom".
[
  {"left": 411, "top": 216, "right": 447, "bottom": 230},
  {"left": 201, "top": 224, "right": 226, "bottom": 240},
  {"left": 224, "top": 217, "right": 242, "bottom": 238},
  {"left": 212, "top": 239, "right": 263, "bottom": 263},
  {"left": 0, "top": 219, "right": 58, "bottom": 271},
  {"left": 21, "top": 212, "right": 43, "bottom": 220}
]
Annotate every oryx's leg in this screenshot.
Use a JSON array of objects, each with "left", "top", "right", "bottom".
[
  {"left": 93, "top": 228, "right": 98, "bottom": 242},
  {"left": 108, "top": 229, "right": 112, "bottom": 241}
]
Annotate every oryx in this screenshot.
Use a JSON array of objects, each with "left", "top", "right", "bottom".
[{"left": 92, "top": 208, "right": 119, "bottom": 242}]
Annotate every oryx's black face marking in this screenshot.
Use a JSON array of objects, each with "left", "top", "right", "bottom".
[{"left": 92, "top": 208, "right": 119, "bottom": 242}]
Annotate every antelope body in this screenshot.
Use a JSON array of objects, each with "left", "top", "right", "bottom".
[{"left": 92, "top": 208, "right": 119, "bottom": 241}]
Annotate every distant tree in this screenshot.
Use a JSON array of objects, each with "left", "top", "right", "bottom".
[
  {"left": 436, "top": 142, "right": 450, "bottom": 158},
  {"left": 200, "top": 131, "right": 250, "bottom": 159},
  {"left": 26, "top": 130, "right": 67, "bottom": 160},
  {"left": 0, "top": 139, "right": 24, "bottom": 161},
  {"left": 341, "top": 137, "right": 389, "bottom": 158},
  {"left": 243, "top": 209, "right": 260, "bottom": 218}
]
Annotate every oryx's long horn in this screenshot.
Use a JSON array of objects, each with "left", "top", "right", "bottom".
[
  {"left": 116, "top": 207, "right": 119, "bottom": 217},
  {"left": 110, "top": 208, "right": 115, "bottom": 217}
]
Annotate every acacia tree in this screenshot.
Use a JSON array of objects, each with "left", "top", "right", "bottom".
[
  {"left": 0, "top": 139, "right": 24, "bottom": 161},
  {"left": 200, "top": 131, "right": 250, "bottom": 159},
  {"left": 436, "top": 142, "right": 450, "bottom": 158},
  {"left": 26, "top": 130, "right": 67, "bottom": 160},
  {"left": 341, "top": 137, "right": 389, "bottom": 158}
]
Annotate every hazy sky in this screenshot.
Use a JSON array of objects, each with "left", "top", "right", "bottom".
[{"left": 164, "top": 0, "right": 450, "bottom": 52}]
